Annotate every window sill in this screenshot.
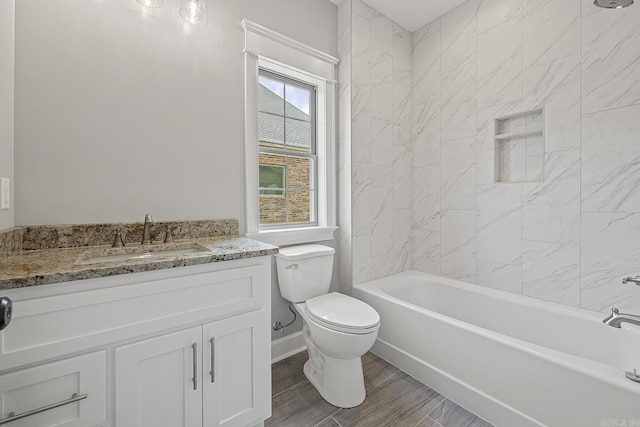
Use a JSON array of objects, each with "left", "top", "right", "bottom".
[{"left": 245, "top": 226, "right": 338, "bottom": 247}]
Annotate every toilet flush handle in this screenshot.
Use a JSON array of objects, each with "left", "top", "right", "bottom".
[{"left": 285, "top": 264, "right": 298, "bottom": 270}]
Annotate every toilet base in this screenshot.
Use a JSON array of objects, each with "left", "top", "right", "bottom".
[{"left": 303, "top": 356, "right": 366, "bottom": 408}]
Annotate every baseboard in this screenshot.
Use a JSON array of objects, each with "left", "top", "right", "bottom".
[{"left": 271, "top": 331, "right": 306, "bottom": 364}]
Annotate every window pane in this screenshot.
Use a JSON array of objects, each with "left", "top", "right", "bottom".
[
  {"left": 260, "top": 195, "right": 287, "bottom": 224},
  {"left": 285, "top": 84, "right": 311, "bottom": 121},
  {"left": 285, "top": 118, "right": 311, "bottom": 152},
  {"left": 288, "top": 190, "right": 312, "bottom": 223},
  {"left": 258, "top": 76, "right": 284, "bottom": 115},
  {"left": 259, "top": 164, "right": 285, "bottom": 196},
  {"left": 258, "top": 113, "right": 284, "bottom": 148},
  {"left": 287, "top": 156, "right": 312, "bottom": 190},
  {"left": 259, "top": 153, "right": 286, "bottom": 224}
]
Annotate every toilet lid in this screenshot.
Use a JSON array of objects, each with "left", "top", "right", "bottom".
[{"left": 305, "top": 293, "right": 380, "bottom": 333}]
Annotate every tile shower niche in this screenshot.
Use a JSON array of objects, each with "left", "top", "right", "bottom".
[{"left": 494, "top": 108, "right": 545, "bottom": 183}]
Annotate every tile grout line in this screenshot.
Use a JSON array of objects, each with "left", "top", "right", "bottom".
[
  {"left": 519, "top": 0, "right": 525, "bottom": 298},
  {"left": 520, "top": 237, "right": 580, "bottom": 246},
  {"left": 579, "top": 0, "right": 583, "bottom": 311},
  {"left": 271, "top": 374, "right": 308, "bottom": 399},
  {"left": 466, "top": 416, "right": 480, "bottom": 427},
  {"left": 312, "top": 414, "right": 342, "bottom": 427},
  {"left": 439, "top": 11, "right": 443, "bottom": 277},
  {"left": 474, "top": 0, "right": 479, "bottom": 285},
  {"left": 331, "top": 415, "right": 344, "bottom": 427},
  {"left": 412, "top": 413, "right": 432, "bottom": 427},
  {"left": 425, "top": 395, "right": 447, "bottom": 421}
]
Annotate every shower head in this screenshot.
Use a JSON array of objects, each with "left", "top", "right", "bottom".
[{"left": 594, "top": 0, "right": 634, "bottom": 8}]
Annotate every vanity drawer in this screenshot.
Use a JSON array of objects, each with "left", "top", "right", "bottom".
[
  {"left": 0, "top": 351, "right": 106, "bottom": 427},
  {"left": 0, "top": 261, "right": 268, "bottom": 369}
]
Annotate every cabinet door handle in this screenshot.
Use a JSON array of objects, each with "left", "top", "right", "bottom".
[
  {"left": 0, "top": 297, "right": 12, "bottom": 331},
  {"left": 209, "top": 337, "right": 215, "bottom": 383},
  {"left": 0, "top": 393, "right": 87, "bottom": 425},
  {"left": 192, "top": 342, "right": 198, "bottom": 391}
]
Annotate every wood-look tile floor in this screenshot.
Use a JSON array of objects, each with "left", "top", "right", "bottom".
[{"left": 266, "top": 351, "right": 495, "bottom": 427}]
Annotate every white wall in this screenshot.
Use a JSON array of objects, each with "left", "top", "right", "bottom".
[
  {"left": 13, "top": 0, "right": 338, "bottom": 344},
  {"left": 0, "top": 0, "right": 14, "bottom": 230},
  {"left": 14, "top": 0, "right": 337, "bottom": 227},
  {"left": 411, "top": 0, "right": 640, "bottom": 313}
]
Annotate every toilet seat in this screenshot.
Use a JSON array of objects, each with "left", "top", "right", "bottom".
[{"left": 305, "top": 293, "right": 380, "bottom": 335}]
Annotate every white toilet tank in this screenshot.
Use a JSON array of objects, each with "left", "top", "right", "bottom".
[{"left": 275, "top": 244, "right": 335, "bottom": 303}]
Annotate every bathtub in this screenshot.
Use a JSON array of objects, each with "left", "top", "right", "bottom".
[{"left": 353, "top": 271, "right": 640, "bottom": 427}]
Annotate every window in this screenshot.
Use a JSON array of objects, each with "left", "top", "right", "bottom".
[
  {"left": 259, "top": 164, "right": 285, "bottom": 197},
  {"left": 258, "top": 70, "right": 316, "bottom": 226},
  {"left": 243, "top": 20, "right": 338, "bottom": 246}
]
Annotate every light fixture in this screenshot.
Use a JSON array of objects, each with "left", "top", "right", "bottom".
[
  {"left": 137, "top": 0, "right": 163, "bottom": 7},
  {"left": 180, "top": 0, "right": 206, "bottom": 24}
]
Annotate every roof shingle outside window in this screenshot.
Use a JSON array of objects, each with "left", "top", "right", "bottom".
[{"left": 258, "top": 84, "right": 311, "bottom": 152}]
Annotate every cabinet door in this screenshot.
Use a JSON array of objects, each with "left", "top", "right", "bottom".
[
  {"left": 0, "top": 351, "right": 106, "bottom": 427},
  {"left": 115, "top": 327, "right": 203, "bottom": 427},
  {"left": 202, "top": 310, "right": 270, "bottom": 427}
]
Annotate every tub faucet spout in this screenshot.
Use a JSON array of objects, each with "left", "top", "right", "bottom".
[
  {"left": 142, "top": 214, "right": 154, "bottom": 245},
  {"left": 602, "top": 308, "right": 640, "bottom": 328}
]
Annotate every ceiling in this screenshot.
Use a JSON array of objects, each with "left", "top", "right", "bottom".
[{"left": 328, "top": 0, "right": 467, "bottom": 32}]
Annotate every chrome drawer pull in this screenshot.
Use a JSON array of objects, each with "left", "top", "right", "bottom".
[
  {"left": 192, "top": 342, "right": 198, "bottom": 390},
  {"left": 0, "top": 393, "right": 87, "bottom": 425},
  {"left": 210, "top": 337, "right": 215, "bottom": 383}
]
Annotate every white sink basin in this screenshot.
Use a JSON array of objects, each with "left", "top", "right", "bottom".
[{"left": 76, "top": 243, "right": 210, "bottom": 265}]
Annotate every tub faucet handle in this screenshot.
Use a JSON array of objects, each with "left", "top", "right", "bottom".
[
  {"left": 625, "top": 369, "right": 640, "bottom": 383},
  {"left": 622, "top": 276, "right": 640, "bottom": 286},
  {"left": 602, "top": 308, "right": 620, "bottom": 325}
]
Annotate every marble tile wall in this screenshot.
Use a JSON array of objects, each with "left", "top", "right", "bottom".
[
  {"left": 411, "top": 0, "right": 640, "bottom": 313},
  {"left": 338, "top": 0, "right": 353, "bottom": 292},
  {"left": 338, "top": 0, "right": 412, "bottom": 288}
]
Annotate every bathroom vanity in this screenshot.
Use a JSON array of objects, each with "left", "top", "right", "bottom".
[{"left": 0, "top": 226, "right": 276, "bottom": 427}]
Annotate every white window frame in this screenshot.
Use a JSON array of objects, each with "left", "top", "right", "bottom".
[
  {"left": 242, "top": 20, "right": 338, "bottom": 246},
  {"left": 257, "top": 69, "right": 318, "bottom": 229}
]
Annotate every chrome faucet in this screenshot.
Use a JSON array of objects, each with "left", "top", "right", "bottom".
[
  {"left": 142, "top": 214, "right": 154, "bottom": 245},
  {"left": 622, "top": 276, "right": 640, "bottom": 286},
  {"left": 602, "top": 308, "right": 640, "bottom": 329}
]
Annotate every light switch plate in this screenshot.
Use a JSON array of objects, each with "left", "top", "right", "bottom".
[{"left": 1, "top": 178, "right": 9, "bottom": 210}]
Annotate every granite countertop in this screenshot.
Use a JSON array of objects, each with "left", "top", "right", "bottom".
[{"left": 0, "top": 236, "right": 278, "bottom": 290}]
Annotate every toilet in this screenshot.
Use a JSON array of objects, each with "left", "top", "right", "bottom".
[{"left": 275, "top": 244, "right": 380, "bottom": 408}]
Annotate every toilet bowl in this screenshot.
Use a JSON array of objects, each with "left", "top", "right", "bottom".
[{"left": 275, "top": 245, "right": 380, "bottom": 408}]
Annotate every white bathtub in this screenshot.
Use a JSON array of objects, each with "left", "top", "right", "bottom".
[{"left": 353, "top": 271, "right": 640, "bottom": 427}]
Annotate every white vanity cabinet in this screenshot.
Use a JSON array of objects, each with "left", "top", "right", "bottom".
[
  {"left": 0, "top": 351, "right": 106, "bottom": 427},
  {"left": 115, "top": 310, "right": 269, "bottom": 427},
  {"left": 0, "top": 256, "right": 272, "bottom": 427},
  {"left": 115, "top": 327, "right": 203, "bottom": 427},
  {"left": 202, "top": 310, "right": 270, "bottom": 427}
]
